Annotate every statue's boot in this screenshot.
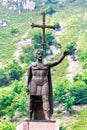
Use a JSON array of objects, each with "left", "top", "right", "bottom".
[
  {"left": 44, "top": 110, "right": 50, "bottom": 120},
  {"left": 42, "top": 95, "right": 50, "bottom": 120},
  {"left": 29, "top": 110, "right": 33, "bottom": 120}
]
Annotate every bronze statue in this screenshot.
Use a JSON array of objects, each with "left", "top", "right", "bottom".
[{"left": 26, "top": 50, "right": 68, "bottom": 120}]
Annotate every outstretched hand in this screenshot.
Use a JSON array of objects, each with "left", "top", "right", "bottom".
[{"left": 63, "top": 50, "right": 69, "bottom": 56}]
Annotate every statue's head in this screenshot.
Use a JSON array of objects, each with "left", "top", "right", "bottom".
[{"left": 36, "top": 49, "right": 44, "bottom": 61}]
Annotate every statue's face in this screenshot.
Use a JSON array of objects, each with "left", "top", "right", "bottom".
[{"left": 36, "top": 50, "right": 43, "bottom": 61}]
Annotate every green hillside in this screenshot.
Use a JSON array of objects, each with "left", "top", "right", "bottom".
[{"left": 0, "top": 0, "right": 87, "bottom": 129}]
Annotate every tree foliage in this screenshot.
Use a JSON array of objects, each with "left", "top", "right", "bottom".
[
  {"left": 0, "top": 69, "right": 9, "bottom": 87},
  {"left": 72, "top": 70, "right": 87, "bottom": 105},
  {"left": 6, "top": 61, "right": 23, "bottom": 81},
  {"left": 70, "top": 81, "right": 87, "bottom": 105},
  {"left": 69, "top": 0, "right": 76, "bottom": 3},
  {"left": 32, "top": 31, "right": 57, "bottom": 56},
  {"left": 45, "top": 6, "right": 56, "bottom": 15},
  {"left": 53, "top": 78, "right": 74, "bottom": 111},
  {"left": 47, "top": 0, "right": 58, "bottom": 4},
  {"left": 20, "top": 45, "right": 36, "bottom": 64},
  {"left": 55, "top": 22, "right": 61, "bottom": 30},
  {"left": 0, "top": 120, "right": 15, "bottom": 130},
  {"left": 66, "top": 42, "right": 77, "bottom": 55}
]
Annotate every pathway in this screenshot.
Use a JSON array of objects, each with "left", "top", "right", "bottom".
[
  {"left": 0, "top": 62, "right": 3, "bottom": 69},
  {"left": 67, "top": 55, "right": 82, "bottom": 81},
  {"left": 13, "top": 29, "right": 32, "bottom": 60}
]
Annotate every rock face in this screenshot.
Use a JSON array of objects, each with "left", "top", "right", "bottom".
[
  {"left": 2, "top": 0, "right": 35, "bottom": 10},
  {"left": 0, "top": 20, "right": 7, "bottom": 27},
  {"left": 2, "top": 0, "right": 9, "bottom": 8},
  {"left": 14, "top": 0, "right": 35, "bottom": 10}
]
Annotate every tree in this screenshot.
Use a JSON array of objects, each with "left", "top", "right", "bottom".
[
  {"left": 45, "top": 6, "right": 56, "bottom": 15},
  {"left": 69, "top": 0, "right": 76, "bottom": 3},
  {"left": 47, "top": 0, "right": 58, "bottom": 4},
  {"left": 32, "top": 31, "right": 55, "bottom": 47},
  {"left": 10, "top": 27, "right": 19, "bottom": 35},
  {"left": 0, "top": 69, "right": 9, "bottom": 87},
  {"left": 66, "top": 42, "right": 76, "bottom": 55},
  {"left": 53, "top": 78, "right": 74, "bottom": 111},
  {"left": 0, "top": 120, "right": 15, "bottom": 130},
  {"left": 6, "top": 61, "right": 23, "bottom": 81},
  {"left": 20, "top": 46, "right": 36, "bottom": 64},
  {"left": 32, "top": 31, "right": 56, "bottom": 56},
  {"left": 55, "top": 22, "right": 61, "bottom": 30},
  {"left": 70, "top": 81, "right": 87, "bottom": 105}
]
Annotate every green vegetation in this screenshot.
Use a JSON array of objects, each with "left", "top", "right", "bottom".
[
  {"left": 53, "top": 78, "right": 74, "bottom": 111},
  {"left": 66, "top": 107, "right": 87, "bottom": 130},
  {"left": 0, "top": 120, "right": 15, "bottom": 130},
  {"left": 0, "top": 69, "right": 9, "bottom": 86},
  {"left": 20, "top": 45, "right": 36, "bottom": 64},
  {"left": 0, "top": 61, "right": 23, "bottom": 87},
  {"left": 5, "top": 60, "right": 23, "bottom": 81}
]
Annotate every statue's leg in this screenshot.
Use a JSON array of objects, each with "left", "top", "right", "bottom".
[
  {"left": 42, "top": 95, "right": 50, "bottom": 120},
  {"left": 29, "top": 95, "right": 34, "bottom": 120}
]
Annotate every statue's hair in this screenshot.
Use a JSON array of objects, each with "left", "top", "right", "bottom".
[{"left": 36, "top": 49, "right": 44, "bottom": 55}]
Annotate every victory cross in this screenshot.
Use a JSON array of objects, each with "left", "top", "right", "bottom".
[
  {"left": 31, "top": 12, "right": 55, "bottom": 46},
  {"left": 26, "top": 12, "right": 68, "bottom": 120}
]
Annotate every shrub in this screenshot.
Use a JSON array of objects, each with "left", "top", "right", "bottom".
[
  {"left": 59, "top": 125, "right": 66, "bottom": 130},
  {"left": 63, "top": 93, "right": 74, "bottom": 111},
  {"left": 45, "top": 6, "right": 56, "bottom": 15},
  {"left": 79, "top": 51, "right": 87, "bottom": 62},
  {"left": 70, "top": 81, "right": 87, "bottom": 105},
  {"left": 0, "top": 90, "right": 14, "bottom": 118},
  {"left": 32, "top": 31, "right": 57, "bottom": 57},
  {"left": 10, "top": 27, "right": 19, "bottom": 35},
  {"left": 53, "top": 78, "right": 74, "bottom": 111},
  {"left": 13, "top": 80, "right": 23, "bottom": 94},
  {"left": 6, "top": 61, "right": 23, "bottom": 81},
  {"left": 73, "top": 74, "right": 82, "bottom": 82},
  {"left": 55, "top": 22, "right": 61, "bottom": 30},
  {"left": 47, "top": 0, "right": 58, "bottom": 4},
  {"left": 0, "top": 120, "right": 15, "bottom": 130},
  {"left": 20, "top": 46, "right": 36, "bottom": 64},
  {"left": 14, "top": 92, "right": 27, "bottom": 115},
  {"left": 32, "top": 31, "right": 55, "bottom": 46},
  {"left": 0, "top": 69, "right": 9, "bottom": 87},
  {"left": 69, "top": 0, "right": 76, "bottom": 3},
  {"left": 66, "top": 42, "right": 76, "bottom": 55}
]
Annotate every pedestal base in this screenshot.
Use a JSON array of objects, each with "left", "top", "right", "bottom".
[{"left": 16, "top": 120, "right": 59, "bottom": 130}]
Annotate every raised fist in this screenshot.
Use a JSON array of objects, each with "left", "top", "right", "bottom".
[{"left": 63, "top": 50, "right": 69, "bottom": 56}]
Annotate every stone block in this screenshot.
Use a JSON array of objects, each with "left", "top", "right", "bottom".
[{"left": 16, "top": 120, "right": 59, "bottom": 130}]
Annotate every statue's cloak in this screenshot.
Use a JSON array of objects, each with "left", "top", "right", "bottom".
[{"left": 48, "top": 67, "right": 53, "bottom": 117}]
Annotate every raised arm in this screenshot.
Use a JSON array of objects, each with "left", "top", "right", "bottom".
[
  {"left": 49, "top": 51, "right": 68, "bottom": 67},
  {"left": 26, "top": 65, "right": 32, "bottom": 94}
]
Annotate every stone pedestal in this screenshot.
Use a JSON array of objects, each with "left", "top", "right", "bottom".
[{"left": 16, "top": 120, "right": 59, "bottom": 130}]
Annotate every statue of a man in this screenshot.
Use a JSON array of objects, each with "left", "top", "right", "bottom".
[{"left": 26, "top": 50, "right": 68, "bottom": 120}]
